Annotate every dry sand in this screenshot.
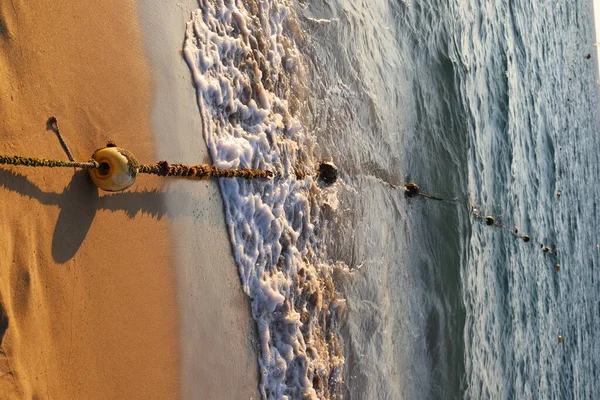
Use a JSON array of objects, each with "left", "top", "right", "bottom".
[{"left": 0, "top": 0, "right": 257, "bottom": 399}]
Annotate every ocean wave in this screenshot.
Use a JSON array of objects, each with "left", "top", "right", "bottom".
[{"left": 184, "top": 0, "right": 347, "bottom": 398}]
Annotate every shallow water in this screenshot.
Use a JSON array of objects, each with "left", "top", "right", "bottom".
[{"left": 183, "top": 0, "right": 600, "bottom": 398}]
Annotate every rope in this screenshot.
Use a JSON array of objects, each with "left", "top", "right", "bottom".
[
  {"left": 1, "top": 115, "right": 323, "bottom": 185},
  {"left": 0, "top": 154, "right": 314, "bottom": 182},
  {"left": 48, "top": 116, "right": 75, "bottom": 162},
  {"left": 138, "top": 161, "right": 274, "bottom": 180},
  {"left": 395, "top": 182, "right": 555, "bottom": 251},
  {"left": 0, "top": 155, "right": 98, "bottom": 169},
  {"left": 470, "top": 206, "right": 556, "bottom": 251},
  {"left": 0, "top": 154, "right": 279, "bottom": 180}
]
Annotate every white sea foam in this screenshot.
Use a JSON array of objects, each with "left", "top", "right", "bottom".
[{"left": 184, "top": 1, "right": 345, "bottom": 398}]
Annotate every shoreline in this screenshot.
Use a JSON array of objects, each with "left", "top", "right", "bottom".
[{"left": 136, "top": 1, "right": 260, "bottom": 398}]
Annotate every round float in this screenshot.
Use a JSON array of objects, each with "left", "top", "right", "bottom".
[{"left": 89, "top": 145, "right": 139, "bottom": 191}]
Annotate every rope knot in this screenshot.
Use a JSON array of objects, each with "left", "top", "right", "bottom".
[
  {"left": 404, "top": 183, "right": 420, "bottom": 197},
  {"left": 157, "top": 160, "right": 170, "bottom": 176}
]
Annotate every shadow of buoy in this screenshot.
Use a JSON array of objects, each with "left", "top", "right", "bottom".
[
  {"left": 0, "top": 302, "right": 7, "bottom": 346},
  {"left": 51, "top": 172, "right": 99, "bottom": 263}
]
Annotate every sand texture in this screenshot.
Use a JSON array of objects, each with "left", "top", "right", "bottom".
[{"left": 0, "top": 1, "right": 180, "bottom": 398}]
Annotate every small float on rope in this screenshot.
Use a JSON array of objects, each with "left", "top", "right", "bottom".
[{"left": 402, "top": 182, "right": 443, "bottom": 200}]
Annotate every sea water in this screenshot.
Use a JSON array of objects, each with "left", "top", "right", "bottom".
[{"left": 183, "top": 0, "right": 600, "bottom": 398}]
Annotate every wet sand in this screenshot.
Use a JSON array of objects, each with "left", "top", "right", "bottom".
[
  {"left": 137, "top": 1, "right": 259, "bottom": 398},
  {"left": 0, "top": 0, "right": 257, "bottom": 398}
]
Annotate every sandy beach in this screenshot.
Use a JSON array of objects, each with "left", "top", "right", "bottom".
[{"left": 0, "top": 1, "right": 257, "bottom": 398}]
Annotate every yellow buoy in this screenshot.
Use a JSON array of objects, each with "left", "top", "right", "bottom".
[
  {"left": 485, "top": 216, "right": 495, "bottom": 226},
  {"left": 88, "top": 145, "right": 139, "bottom": 191},
  {"left": 558, "top": 335, "right": 563, "bottom": 343}
]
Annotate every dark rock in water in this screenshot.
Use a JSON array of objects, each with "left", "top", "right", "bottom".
[
  {"left": 317, "top": 162, "right": 338, "bottom": 185},
  {"left": 403, "top": 183, "right": 420, "bottom": 198}
]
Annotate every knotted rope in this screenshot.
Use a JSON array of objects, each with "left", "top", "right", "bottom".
[
  {"left": 138, "top": 161, "right": 274, "bottom": 179},
  {"left": 0, "top": 155, "right": 98, "bottom": 170},
  {"left": 0, "top": 117, "right": 334, "bottom": 186}
]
